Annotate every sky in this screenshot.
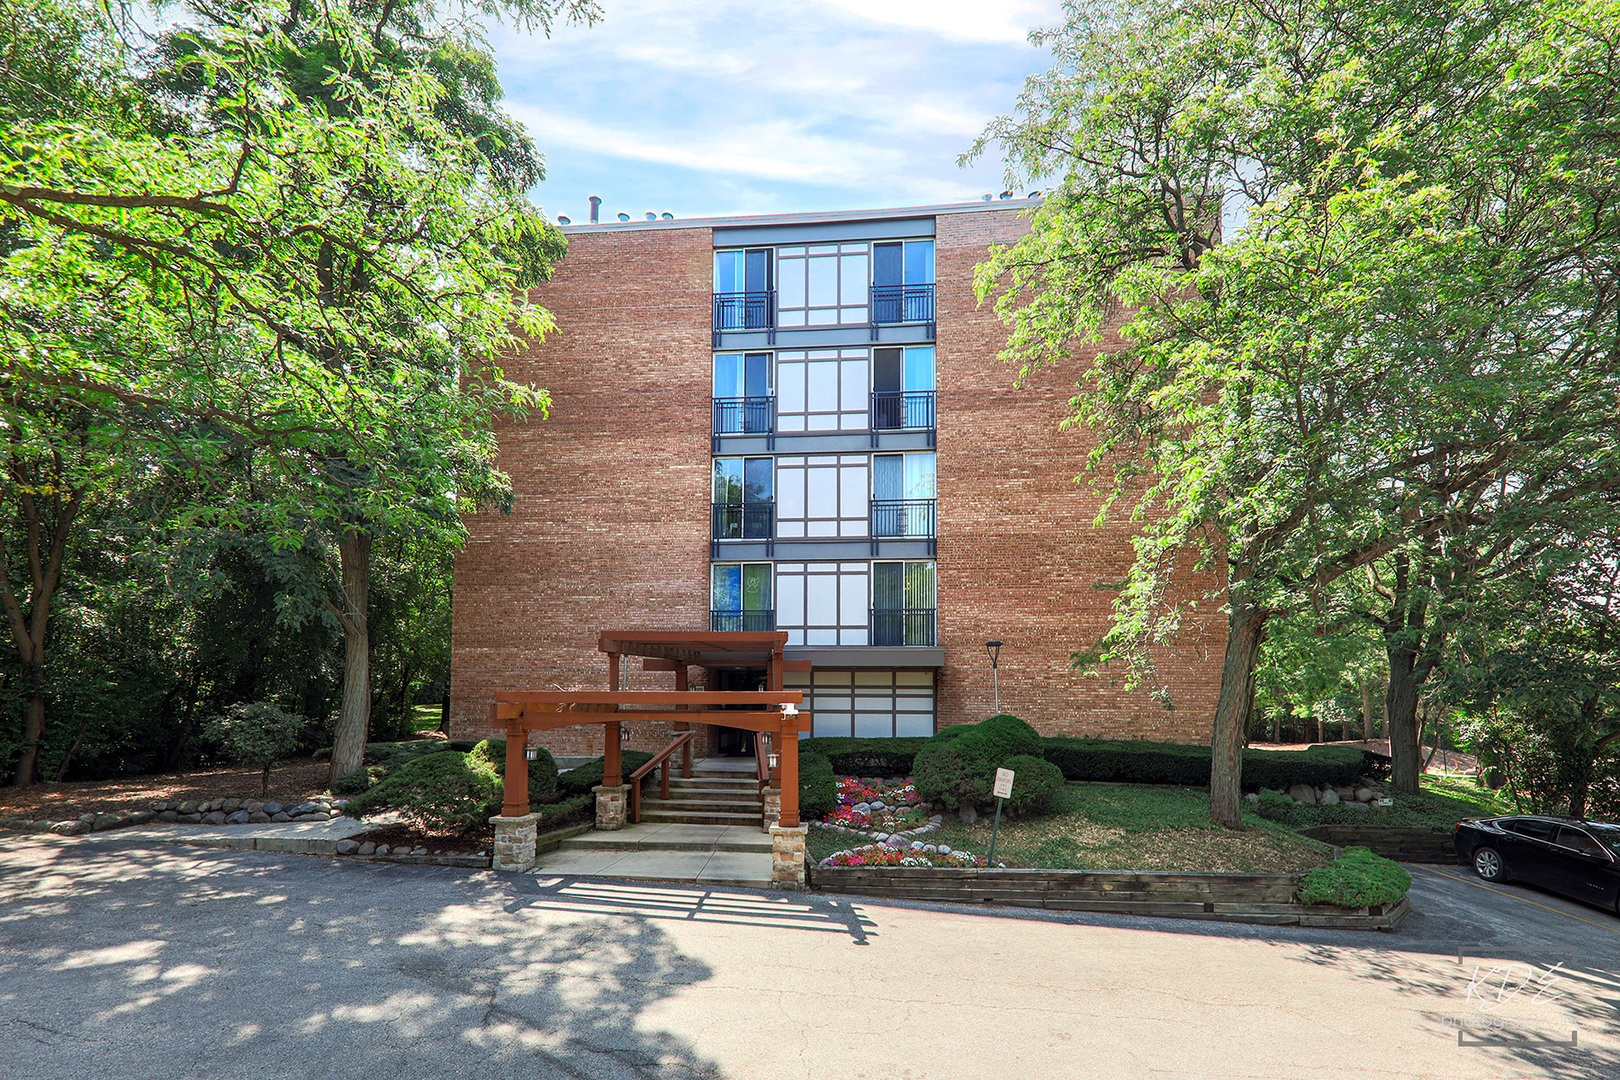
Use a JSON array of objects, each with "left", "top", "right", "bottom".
[{"left": 487, "top": 0, "right": 1067, "bottom": 224}]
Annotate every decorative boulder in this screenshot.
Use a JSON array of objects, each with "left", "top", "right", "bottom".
[
  {"left": 1321, "top": 789, "right": 1341, "bottom": 805},
  {"left": 1288, "top": 784, "right": 1318, "bottom": 805},
  {"left": 1355, "top": 788, "right": 1375, "bottom": 803}
]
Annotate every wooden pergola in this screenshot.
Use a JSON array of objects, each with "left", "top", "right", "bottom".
[{"left": 489, "top": 630, "right": 811, "bottom": 827}]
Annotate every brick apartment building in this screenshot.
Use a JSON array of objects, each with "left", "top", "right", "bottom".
[{"left": 449, "top": 199, "right": 1225, "bottom": 758}]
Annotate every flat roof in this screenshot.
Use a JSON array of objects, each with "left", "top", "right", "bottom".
[{"left": 559, "top": 197, "right": 1041, "bottom": 234}]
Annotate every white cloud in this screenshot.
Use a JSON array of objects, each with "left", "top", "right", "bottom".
[{"left": 811, "top": 0, "right": 1061, "bottom": 43}]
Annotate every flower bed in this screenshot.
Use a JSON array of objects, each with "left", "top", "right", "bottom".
[
  {"left": 823, "top": 842, "right": 989, "bottom": 869},
  {"left": 828, "top": 776, "right": 933, "bottom": 832}
]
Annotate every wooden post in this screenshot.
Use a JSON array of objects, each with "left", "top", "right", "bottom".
[
  {"left": 675, "top": 665, "right": 692, "bottom": 778},
  {"left": 502, "top": 717, "right": 530, "bottom": 818},
  {"left": 604, "top": 721, "right": 622, "bottom": 789},
  {"left": 777, "top": 713, "right": 799, "bottom": 827}
]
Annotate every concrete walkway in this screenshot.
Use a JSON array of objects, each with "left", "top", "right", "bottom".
[{"left": 539, "top": 822, "right": 774, "bottom": 886}]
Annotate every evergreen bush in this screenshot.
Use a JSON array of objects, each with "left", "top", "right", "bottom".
[
  {"left": 1000, "top": 753, "right": 1065, "bottom": 817},
  {"left": 1295, "top": 847, "right": 1412, "bottom": 908},
  {"left": 799, "top": 751, "right": 837, "bottom": 819},
  {"left": 1042, "top": 737, "right": 1383, "bottom": 789},
  {"left": 557, "top": 751, "right": 656, "bottom": 796},
  {"left": 469, "top": 739, "right": 560, "bottom": 806},
  {"left": 797, "top": 737, "right": 927, "bottom": 775},
  {"left": 341, "top": 750, "right": 501, "bottom": 833},
  {"left": 203, "top": 701, "right": 306, "bottom": 795}
]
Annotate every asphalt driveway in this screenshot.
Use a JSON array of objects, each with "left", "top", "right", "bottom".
[{"left": 3, "top": 833, "right": 1619, "bottom": 1080}]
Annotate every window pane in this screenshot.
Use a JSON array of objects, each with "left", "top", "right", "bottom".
[
  {"left": 873, "top": 455, "right": 901, "bottom": 500},
  {"left": 715, "top": 251, "right": 742, "bottom": 292},
  {"left": 807, "top": 256, "right": 838, "bottom": 307},
  {"left": 839, "top": 465, "right": 868, "bottom": 520},
  {"left": 873, "top": 242, "right": 902, "bottom": 286},
  {"left": 873, "top": 562, "right": 903, "bottom": 608},
  {"left": 905, "top": 240, "right": 934, "bottom": 284},
  {"left": 903, "top": 347, "right": 935, "bottom": 391},
  {"left": 840, "top": 358, "right": 868, "bottom": 412},
  {"left": 744, "top": 458, "right": 773, "bottom": 502},
  {"left": 840, "top": 254, "right": 868, "bottom": 305},
  {"left": 713, "top": 459, "right": 742, "bottom": 502},
  {"left": 779, "top": 257, "right": 805, "bottom": 306},
  {"left": 742, "top": 564, "right": 771, "bottom": 611},
  {"left": 711, "top": 565, "right": 740, "bottom": 610},
  {"left": 853, "top": 712, "right": 892, "bottom": 738},
  {"left": 906, "top": 562, "right": 937, "bottom": 607},
  {"left": 714, "top": 355, "right": 743, "bottom": 398},
  {"left": 896, "top": 713, "right": 934, "bottom": 737},
  {"left": 806, "top": 361, "right": 838, "bottom": 412},
  {"left": 806, "top": 467, "right": 836, "bottom": 518},
  {"left": 806, "top": 574, "right": 837, "bottom": 625},
  {"left": 841, "top": 573, "right": 868, "bottom": 629},
  {"left": 905, "top": 454, "right": 936, "bottom": 499},
  {"left": 744, "top": 353, "right": 771, "bottom": 397}
]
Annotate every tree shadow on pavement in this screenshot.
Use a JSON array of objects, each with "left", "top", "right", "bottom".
[{"left": 0, "top": 836, "right": 723, "bottom": 1080}]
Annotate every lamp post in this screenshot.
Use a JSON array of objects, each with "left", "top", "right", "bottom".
[{"left": 985, "top": 640, "right": 1003, "bottom": 716}]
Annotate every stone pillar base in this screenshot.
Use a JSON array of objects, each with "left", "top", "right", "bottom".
[
  {"left": 762, "top": 788, "right": 781, "bottom": 833},
  {"left": 489, "top": 812, "right": 542, "bottom": 873},
  {"left": 769, "top": 824, "right": 808, "bottom": 889},
  {"left": 594, "top": 784, "right": 630, "bottom": 831}
]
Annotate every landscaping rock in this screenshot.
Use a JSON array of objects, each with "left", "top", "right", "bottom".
[
  {"left": 92, "top": 814, "right": 121, "bottom": 831},
  {"left": 225, "top": 811, "right": 251, "bottom": 824},
  {"left": 247, "top": 811, "right": 271, "bottom": 824},
  {"left": 50, "top": 820, "right": 82, "bottom": 835},
  {"left": 178, "top": 813, "right": 202, "bottom": 824},
  {"left": 958, "top": 805, "right": 978, "bottom": 824},
  {"left": 1320, "top": 790, "right": 1341, "bottom": 805},
  {"left": 336, "top": 840, "right": 359, "bottom": 855},
  {"left": 358, "top": 842, "right": 376, "bottom": 855},
  {"left": 178, "top": 801, "right": 201, "bottom": 815},
  {"left": 1288, "top": 784, "right": 1318, "bottom": 805},
  {"left": 1244, "top": 793, "right": 1259, "bottom": 802},
  {"left": 938, "top": 845, "right": 952, "bottom": 855},
  {"left": 129, "top": 811, "right": 155, "bottom": 825},
  {"left": 158, "top": 811, "right": 179, "bottom": 823},
  {"left": 375, "top": 845, "right": 390, "bottom": 855},
  {"left": 222, "top": 799, "right": 242, "bottom": 813},
  {"left": 1342, "top": 801, "right": 1369, "bottom": 811},
  {"left": 270, "top": 812, "right": 290, "bottom": 822},
  {"left": 263, "top": 802, "right": 282, "bottom": 815},
  {"left": 1334, "top": 786, "right": 1357, "bottom": 801},
  {"left": 1355, "top": 788, "right": 1375, "bottom": 802},
  {"left": 205, "top": 811, "right": 228, "bottom": 825},
  {"left": 410, "top": 846, "right": 428, "bottom": 856},
  {"left": 244, "top": 800, "right": 264, "bottom": 814}
]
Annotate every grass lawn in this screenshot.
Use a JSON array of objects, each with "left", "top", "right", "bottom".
[
  {"left": 411, "top": 703, "right": 443, "bottom": 732},
  {"left": 813, "top": 783, "right": 1332, "bottom": 874}
]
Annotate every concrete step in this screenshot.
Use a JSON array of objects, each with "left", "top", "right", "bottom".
[
  {"left": 640, "top": 797, "right": 761, "bottom": 815},
  {"left": 557, "top": 824, "right": 770, "bottom": 853},
  {"left": 689, "top": 771, "right": 765, "bottom": 782},
  {"left": 669, "top": 774, "right": 759, "bottom": 787},
  {"left": 659, "top": 784, "right": 762, "bottom": 798},
  {"left": 637, "top": 809, "right": 765, "bottom": 826}
]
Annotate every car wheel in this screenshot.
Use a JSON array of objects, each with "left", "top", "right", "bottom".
[{"left": 1473, "top": 846, "right": 1509, "bottom": 882}]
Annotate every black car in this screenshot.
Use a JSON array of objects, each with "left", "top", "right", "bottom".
[{"left": 1454, "top": 815, "right": 1620, "bottom": 912}]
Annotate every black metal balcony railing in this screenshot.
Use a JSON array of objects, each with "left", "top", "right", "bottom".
[
  {"left": 711, "top": 500, "right": 774, "bottom": 541},
  {"left": 710, "top": 609, "right": 776, "bottom": 633},
  {"left": 871, "top": 390, "right": 936, "bottom": 432},
  {"left": 713, "top": 290, "right": 776, "bottom": 346},
  {"left": 871, "top": 498, "right": 936, "bottom": 540},
  {"left": 712, "top": 396, "right": 775, "bottom": 436},
  {"left": 871, "top": 607, "right": 937, "bottom": 647},
  {"left": 869, "top": 283, "right": 935, "bottom": 339}
]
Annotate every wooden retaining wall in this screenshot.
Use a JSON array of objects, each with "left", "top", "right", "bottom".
[
  {"left": 807, "top": 866, "right": 1409, "bottom": 930},
  {"left": 1294, "top": 825, "right": 1457, "bottom": 864}
]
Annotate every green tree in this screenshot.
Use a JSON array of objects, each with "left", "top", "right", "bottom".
[
  {"left": 968, "top": 0, "right": 1620, "bottom": 823},
  {"left": 1, "top": 0, "right": 592, "bottom": 783}
]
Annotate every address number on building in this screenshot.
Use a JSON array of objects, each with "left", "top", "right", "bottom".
[{"left": 993, "top": 768, "right": 1015, "bottom": 800}]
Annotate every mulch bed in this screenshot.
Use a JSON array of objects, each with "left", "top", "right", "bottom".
[{"left": 0, "top": 757, "right": 335, "bottom": 820}]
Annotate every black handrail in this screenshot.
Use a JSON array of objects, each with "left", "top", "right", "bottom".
[
  {"left": 713, "top": 290, "right": 776, "bottom": 345},
  {"left": 869, "top": 283, "right": 935, "bottom": 340},
  {"left": 712, "top": 396, "right": 775, "bottom": 436},
  {"left": 871, "top": 499, "right": 936, "bottom": 538},
  {"left": 712, "top": 501, "right": 773, "bottom": 540},
  {"left": 871, "top": 607, "right": 937, "bottom": 647},
  {"left": 710, "top": 609, "right": 776, "bottom": 632},
  {"left": 871, "top": 390, "right": 935, "bottom": 432}
]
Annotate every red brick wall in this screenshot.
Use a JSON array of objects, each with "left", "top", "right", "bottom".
[
  {"left": 933, "top": 208, "right": 1224, "bottom": 741},
  {"left": 450, "top": 225, "right": 715, "bottom": 755}
]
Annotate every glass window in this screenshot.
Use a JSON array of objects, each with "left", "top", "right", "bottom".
[
  {"left": 776, "top": 455, "right": 869, "bottom": 539},
  {"left": 715, "top": 249, "right": 770, "bottom": 293},
  {"left": 778, "top": 245, "right": 869, "bottom": 325},
  {"left": 794, "top": 669, "right": 935, "bottom": 738},
  {"left": 713, "top": 458, "right": 773, "bottom": 539},
  {"left": 711, "top": 563, "right": 772, "bottom": 630},
  {"left": 774, "top": 562, "right": 870, "bottom": 645},
  {"left": 872, "top": 562, "right": 937, "bottom": 645},
  {"left": 713, "top": 353, "right": 771, "bottom": 398},
  {"left": 1584, "top": 822, "right": 1620, "bottom": 857},
  {"left": 1506, "top": 818, "right": 1557, "bottom": 841},
  {"left": 1557, "top": 826, "right": 1608, "bottom": 857},
  {"left": 775, "top": 349, "right": 870, "bottom": 432}
]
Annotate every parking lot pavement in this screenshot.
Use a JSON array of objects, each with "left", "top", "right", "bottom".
[{"left": 4, "top": 835, "right": 1620, "bottom": 1080}]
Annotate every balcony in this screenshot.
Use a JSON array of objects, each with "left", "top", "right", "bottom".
[
  {"left": 869, "top": 283, "right": 935, "bottom": 340},
  {"left": 871, "top": 607, "right": 937, "bottom": 647},
  {"left": 712, "top": 501, "right": 774, "bottom": 541},
  {"left": 710, "top": 609, "right": 776, "bottom": 633},
  {"left": 871, "top": 390, "right": 935, "bottom": 436},
  {"left": 713, "top": 290, "right": 776, "bottom": 347},
  {"left": 712, "top": 396, "right": 775, "bottom": 437},
  {"left": 871, "top": 499, "right": 936, "bottom": 541}
]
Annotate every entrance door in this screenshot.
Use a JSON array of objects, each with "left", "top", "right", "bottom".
[{"left": 713, "top": 669, "right": 760, "bottom": 756}]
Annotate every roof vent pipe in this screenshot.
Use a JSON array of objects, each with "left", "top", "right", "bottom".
[
  {"left": 588, "top": 195, "right": 601, "bottom": 223},
  {"left": 981, "top": 194, "right": 992, "bottom": 201},
  {"left": 661, "top": 212, "right": 674, "bottom": 220},
  {"left": 557, "top": 215, "right": 571, "bottom": 225},
  {"left": 617, "top": 212, "right": 630, "bottom": 222},
  {"left": 645, "top": 212, "right": 657, "bottom": 220},
  {"left": 1000, "top": 190, "right": 1013, "bottom": 199}
]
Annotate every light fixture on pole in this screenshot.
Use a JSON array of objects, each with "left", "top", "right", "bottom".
[
  {"left": 524, "top": 743, "right": 539, "bottom": 762},
  {"left": 985, "top": 641, "right": 1003, "bottom": 716}
]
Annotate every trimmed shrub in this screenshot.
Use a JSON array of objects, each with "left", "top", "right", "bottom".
[
  {"left": 1253, "top": 789, "right": 1297, "bottom": 823},
  {"left": 536, "top": 793, "right": 595, "bottom": 830},
  {"left": 799, "top": 751, "right": 837, "bottom": 820},
  {"left": 797, "top": 737, "right": 928, "bottom": 776},
  {"left": 469, "top": 739, "right": 560, "bottom": 807},
  {"left": 1042, "top": 737, "right": 1383, "bottom": 790},
  {"left": 558, "top": 751, "right": 656, "bottom": 796},
  {"left": 341, "top": 750, "right": 501, "bottom": 833},
  {"left": 1295, "top": 846, "right": 1412, "bottom": 908},
  {"left": 330, "top": 766, "right": 385, "bottom": 796},
  {"left": 915, "top": 714, "right": 1048, "bottom": 813},
  {"left": 1000, "top": 754, "right": 1065, "bottom": 817}
]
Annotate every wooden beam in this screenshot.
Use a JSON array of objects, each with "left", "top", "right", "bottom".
[
  {"left": 641, "top": 658, "right": 681, "bottom": 672},
  {"left": 494, "top": 691, "right": 803, "bottom": 706},
  {"left": 506, "top": 709, "right": 810, "bottom": 734}
]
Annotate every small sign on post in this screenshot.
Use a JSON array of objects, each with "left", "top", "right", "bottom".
[{"left": 988, "top": 768, "right": 1015, "bottom": 866}]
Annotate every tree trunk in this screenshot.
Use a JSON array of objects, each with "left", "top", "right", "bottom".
[
  {"left": 1386, "top": 642, "right": 1424, "bottom": 794},
  {"left": 438, "top": 694, "right": 450, "bottom": 735},
  {"left": 328, "top": 528, "right": 372, "bottom": 783},
  {"left": 1360, "top": 676, "right": 1375, "bottom": 741},
  {"left": 14, "top": 669, "right": 45, "bottom": 785},
  {"left": 1211, "top": 598, "right": 1269, "bottom": 828}
]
